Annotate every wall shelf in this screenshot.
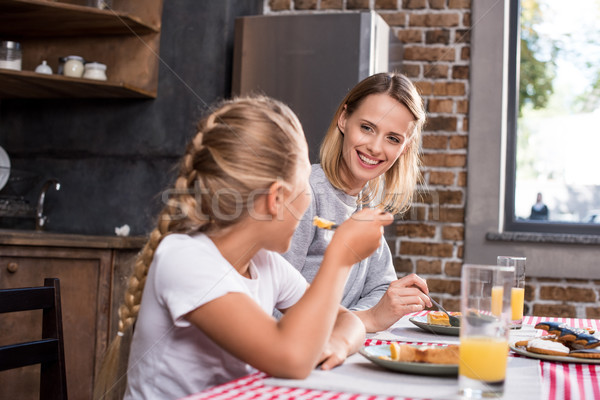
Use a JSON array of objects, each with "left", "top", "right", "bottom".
[{"left": 0, "top": 0, "right": 163, "bottom": 98}]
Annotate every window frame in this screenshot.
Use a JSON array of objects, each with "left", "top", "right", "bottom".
[{"left": 503, "top": 0, "right": 600, "bottom": 236}]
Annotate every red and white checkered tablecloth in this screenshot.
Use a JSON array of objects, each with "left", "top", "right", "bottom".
[{"left": 184, "top": 315, "right": 600, "bottom": 400}]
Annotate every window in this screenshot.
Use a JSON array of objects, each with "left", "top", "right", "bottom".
[{"left": 505, "top": 0, "right": 600, "bottom": 235}]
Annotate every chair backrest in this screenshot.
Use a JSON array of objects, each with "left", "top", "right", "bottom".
[{"left": 0, "top": 278, "right": 68, "bottom": 400}]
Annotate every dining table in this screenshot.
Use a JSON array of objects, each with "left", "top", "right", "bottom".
[{"left": 182, "top": 312, "right": 600, "bottom": 400}]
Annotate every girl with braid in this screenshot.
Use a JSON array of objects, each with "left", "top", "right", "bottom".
[{"left": 94, "top": 96, "right": 392, "bottom": 400}]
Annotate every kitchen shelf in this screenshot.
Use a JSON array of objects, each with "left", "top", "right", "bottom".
[
  {"left": 0, "top": 0, "right": 163, "bottom": 99},
  {"left": 0, "top": 68, "right": 155, "bottom": 98},
  {"left": 0, "top": 0, "right": 159, "bottom": 37}
]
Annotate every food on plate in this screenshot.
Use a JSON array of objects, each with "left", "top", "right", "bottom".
[
  {"left": 534, "top": 321, "right": 600, "bottom": 349},
  {"left": 526, "top": 338, "right": 570, "bottom": 356},
  {"left": 382, "top": 343, "right": 459, "bottom": 365},
  {"left": 427, "top": 311, "right": 462, "bottom": 326},
  {"left": 568, "top": 348, "right": 600, "bottom": 359},
  {"left": 312, "top": 216, "right": 337, "bottom": 230}
]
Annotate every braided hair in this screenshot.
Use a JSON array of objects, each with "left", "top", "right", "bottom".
[{"left": 94, "top": 95, "right": 306, "bottom": 400}]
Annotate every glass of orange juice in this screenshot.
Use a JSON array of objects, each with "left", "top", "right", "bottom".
[
  {"left": 459, "top": 264, "right": 514, "bottom": 399},
  {"left": 497, "top": 256, "right": 526, "bottom": 329}
]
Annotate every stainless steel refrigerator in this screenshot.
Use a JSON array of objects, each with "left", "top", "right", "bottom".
[{"left": 232, "top": 12, "right": 390, "bottom": 163}]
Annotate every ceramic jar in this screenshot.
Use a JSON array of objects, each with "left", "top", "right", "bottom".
[
  {"left": 0, "top": 41, "right": 22, "bottom": 71},
  {"left": 63, "top": 55, "right": 85, "bottom": 78},
  {"left": 83, "top": 62, "right": 107, "bottom": 81}
]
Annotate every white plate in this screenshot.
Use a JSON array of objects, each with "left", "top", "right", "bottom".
[
  {"left": 0, "top": 146, "right": 10, "bottom": 191},
  {"left": 409, "top": 316, "right": 460, "bottom": 336},
  {"left": 510, "top": 343, "right": 600, "bottom": 364},
  {"left": 359, "top": 344, "right": 458, "bottom": 376}
]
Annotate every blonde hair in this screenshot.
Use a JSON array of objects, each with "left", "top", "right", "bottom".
[
  {"left": 93, "top": 95, "right": 305, "bottom": 400},
  {"left": 320, "top": 72, "right": 425, "bottom": 214}
]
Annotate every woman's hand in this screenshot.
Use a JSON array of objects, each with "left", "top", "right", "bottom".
[
  {"left": 317, "top": 307, "right": 365, "bottom": 370},
  {"left": 357, "top": 274, "right": 431, "bottom": 333},
  {"left": 326, "top": 208, "right": 393, "bottom": 267}
]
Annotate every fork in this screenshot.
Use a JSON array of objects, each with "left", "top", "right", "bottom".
[{"left": 428, "top": 296, "right": 460, "bottom": 327}]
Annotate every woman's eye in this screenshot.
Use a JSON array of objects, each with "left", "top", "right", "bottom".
[
  {"left": 361, "top": 124, "right": 374, "bottom": 133},
  {"left": 388, "top": 135, "right": 403, "bottom": 144}
]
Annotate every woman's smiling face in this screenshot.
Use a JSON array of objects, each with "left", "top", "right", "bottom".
[{"left": 337, "top": 93, "right": 415, "bottom": 195}]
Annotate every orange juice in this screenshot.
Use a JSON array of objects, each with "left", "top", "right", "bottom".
[
  {"left": 511, "top": 287, "right": 525, "bottom": 321},
  {"left": 491, "top": 286, "right": 503, "bottom": 317},
  {"left": 459, "top": 336, "right": 509, "bottom": 382}
]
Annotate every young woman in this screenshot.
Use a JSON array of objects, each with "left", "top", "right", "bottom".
[
  {"left": 93, "top": 96, "right": 391, "bottom": 400},
  {"left": 284, "top": 72, "right": 431, "bottom": 333}
]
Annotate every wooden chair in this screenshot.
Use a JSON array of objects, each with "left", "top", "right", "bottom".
[{"left": 0, "top": 278, "right": 68, "bottom": 400}]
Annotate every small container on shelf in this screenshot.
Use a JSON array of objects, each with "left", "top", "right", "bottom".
[
  {"left": 0, "top": 41, "right": 22, "bottom": 71},
  {"left": 83, "top": 62, "right": 107, "bottom": 81},
  {"left": 63, "top": 55, "right": 85, "bottom": 78},
  {"left": 35, "top": 60, "right": 53, "bottom": 75}
]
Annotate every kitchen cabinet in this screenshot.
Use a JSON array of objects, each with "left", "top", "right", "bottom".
[
  {"left": 0, "top": 231, "right": 144, "bottom": 400},
  {"left": 0, "top": 0, "right": 164, "bottom": 98}
]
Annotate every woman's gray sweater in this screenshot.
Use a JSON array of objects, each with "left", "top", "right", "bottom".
[{"left": 282, "top": 164, "right": 396, "bottom": 311}]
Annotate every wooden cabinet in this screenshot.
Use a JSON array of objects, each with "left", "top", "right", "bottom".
[
  {"left": 0, "top": 0, "right": 164, "bottom": 98},
  {"left": 0, "top": 232, "right": 144, "bottom": 400}
]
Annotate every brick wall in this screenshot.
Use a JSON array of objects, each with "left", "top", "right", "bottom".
[{"left": 264, "top": 0, "right": 598, "bottom": 319}]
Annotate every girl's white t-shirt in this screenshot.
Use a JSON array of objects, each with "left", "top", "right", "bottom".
[{"left": 123, "top": 233, "right": 307, "bottom": 400}]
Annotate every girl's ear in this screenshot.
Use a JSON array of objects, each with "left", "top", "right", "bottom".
[
  {"left": 266, "top": 181, "right": 284, "bottom": 217},
  {"left": 337, "top": 106, "right": 348, "bottom": 135}
]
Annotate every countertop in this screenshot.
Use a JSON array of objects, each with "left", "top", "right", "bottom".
[{"left": 0, "top": 229, "right": 147, "bottom": 249}]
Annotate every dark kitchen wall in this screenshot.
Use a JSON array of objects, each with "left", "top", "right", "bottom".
[{"left": 0, "top": 0, "right": 263, "bottom": 235}]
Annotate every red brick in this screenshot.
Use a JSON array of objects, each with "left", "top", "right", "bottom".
[
  {"left": 426, "top": 29, "right": 450, "bottom": 44},
  {"left": 457, "top": 245, "right": 463, "bottom": 258},
  {"left": 463, "top": 12, "right": 471, "bottom": 26},
  {"left": 427, "top": 278, "right": 461, "bottom": 295},
  {"left": 403, "top": 0, "right": 426, "bottom": 9},
  {"left": 585, "top": 307, "right": 600, "bottom": 319},
  {"left": 449, "top": 0, "right": 471, "bottom": 9},
  {"left": 433, "top": 82, "right": 465, "bottom": 96},
  {"left": 457, "top": 172, "right": 467, "bottom": 186},
  {"left": 462, "top": 117, "right": 468, "bottom": 132},
  {"left": 532, "top": 304, "right": 576, "bottom": 318},
  {"left": 400, "top": 205, "right": 427, "bottom": 221},
  {"left": 422, "top": 134, "right": 448, "bottom": 149},
  {"left": 417, "top": 260, "right": 442, "bottom": 274},
  {"left": 394, "top": 257, "right": 415, "bottom": 274},
  {"left": 429, "top": 171, "right": 455, "bottom": 185},
  {"left": 269, "top": 0, "right": 290, "bottom": 10},
  {"left": 442, "top": 225, "right": 464, "bottom": 240},
  {"left": 539, "top": 286, "right": 597, "bottom": 302},
  {"left": 456, "top": 99, "right": 469, "bottom": 113},
  {"left": 381, "top": 12, "right": 408, "bottom": 26},
  {"left": 424, "top": 64, "right": 449, "bottom": 79},
  {"left": 375, "top": 0, "right": 398, "bottom": 9},
  {"left": 347, "top": 0, "right": 370, "bottom": 9},
  {"left": 294, "top": 0, "right": 317, "bottom": 9},
  {"left": 396, "top": 223, "right": 437, "bottom": 238},
  {"left": 452, "top": 65, "right": 469, "bottom": 79},
  {"left": 321, "top": 0, "right": 343, "bottom": 9},
  {"left": 455, "top": 29, "right": 471, "bottom": 44},
  {"left": 441, "top": 298, "right": 460, "bottom": 312},
  {"left": 536, "top": 278, "right": 562, "bottom": 282},
  {"left": 428, "top": 0, "right": 446, "bottom": 9},
  {"left": 524, "top": 285, "right": 535, "bottom": 302},
  {"left": 396, "top": 29, "right": 423, "bottom": 43},
  {"left": 410, "top": 13, "right": 460, "bottom": 27},
  {"left": 425, "top": 116, "right": 457, "bottom": 131},
  {"left": 422, "top": 153, "right": 466, "bottom": 167},
  {"left": 445, "top": 261, "right": 462, "bottom": 277},
  {"left": 428, "top": 98, "right": 453, "bottom": 113},
  {"left": 436, "top": 189, "right": 463, "bottom": 204},
  {"left": 404, "top": 46, "right": 456, "bottom": 62},
  {"left": 449, "top": 135, "right": 468, "bottom": 149},
  {"left": 414, "top": 81, "right": 433, "bottom": 95},
  {"left": 461, "top": 46, "right": 470, "bottom": 60},
  {"left": 400, "top": 241, "right": 454, "bottom": 257},
  {"left": 431, "top": 206, "right": 464, "bottom": 223},
  {"left": 565, "top": 278, "right": 589, "bottom": 283},
  {"left": 401, "top": 63, "right": 421, "bottom": 78}
]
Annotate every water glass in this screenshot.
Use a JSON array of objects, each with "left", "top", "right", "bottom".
[
  {"left": 497, "top": 256, "right": 526, "bottom": 329},
  {"left": 459, "top": 264, "right": 514, "bottom": 399}
]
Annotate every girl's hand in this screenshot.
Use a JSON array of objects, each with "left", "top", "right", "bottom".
[
  {"left": 327, "top": 208, "right": 393, "bottom": 267},
  {"left": 317, "top": 336, "right": 349, "bottom": 371},
  {"left": 362, "top": 274, "right": 431, "bottom": 332}
]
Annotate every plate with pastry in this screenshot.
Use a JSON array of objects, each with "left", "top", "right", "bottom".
[
  {"left": 359, "top": 343, "right": 459, "bottom": 376},
  {"left": 510, "top": 321, "right": 600, "bottom": 364},
  {"left": 409, "top": 311, "right": 462, "bottom": 336}
]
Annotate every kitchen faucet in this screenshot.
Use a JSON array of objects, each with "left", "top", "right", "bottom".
[{"left": 36, "top": 178, "right": 61, "bottom": 231}]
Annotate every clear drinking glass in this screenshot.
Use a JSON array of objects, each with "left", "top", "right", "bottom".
[
  {"left": 497, "top": 256, "right": 526, "bottom": 329},
  {"left": 459, "top": 264, "right": 514, "bottom": 399}
]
